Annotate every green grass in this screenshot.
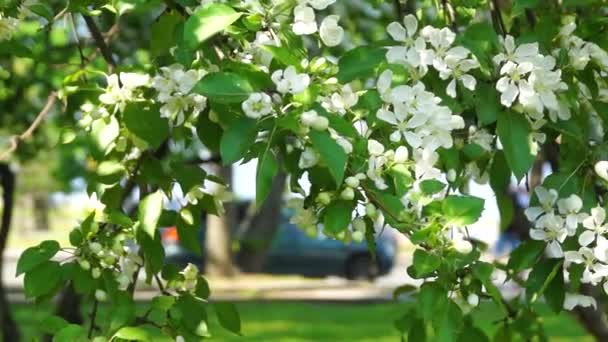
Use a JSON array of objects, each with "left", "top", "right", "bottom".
[{"left": 11, "top": 300, "right": 592, "bottom": 341}]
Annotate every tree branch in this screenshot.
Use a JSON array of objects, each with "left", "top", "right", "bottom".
[
  {"left": 0, "top": 92, "right": 58, "bottom": 161},
  {"left": 83, "top": 15, "right": 117, "bottom": 71},
  {"left": 490, "top": 0, "right": 507, "bottom": 36}
]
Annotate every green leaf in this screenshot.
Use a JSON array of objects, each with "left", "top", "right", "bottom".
[
  {"left": 24, "top": 261, "right": 62, "bottom": 298},
  {"left": 472, "top": 262, "right": 509, "bottom": 315},
  {"left": 309, "top": 130, "right": 347, "bottom": 186},
  {"left": 183, "top": 3, "right": 242, "bottom": 49},
  {"left": 337, "top": 46, "right": 386, "bottom": 83},
  {"left": 175, "top": 294, "right": 209, "bottom": 337},
  {"left": 256, "top": 148, "right": 279, "bottom": 206},
  {"left": 323, "top": 200, "right": 354, "bottom": 234},
  {"left": 172, "top": 163, "right": 206, "bottom": 193},
  {"left": 40, "top": 315, "right": 69, "bottom": 335},
  {"left": 475, "top": 86, "right": 500, "bottom": 126},
  {"left": 507, "top": 240, "right": 546, "bottom": 272},
  {"left": 91, "top": 115, "right": 119, "bottom": 152},
  {"left": 96, "top": 160, "right": 126, "bottom": 184},
  {"left": 442, "top": 195, "right": 484, "bottom": 226},
  {"left": 512, "top": 0, "right": 540, "bottom": 16},
  {"left": 113, "top": 325, "right": 173, "bottom": 341},
  {"left": 436, "top": 300, "right": 464, "bottom": 342},
  {"left": 410, "top": 249, "right": 441, "bottom": 278},
  {"left": 220, "top": 117, "right": 258, "bottom": 165},
  {"left": 526, "top": 259, "right": 563, "bottom": 303},
  {"left": 29, "top": 3, "right": 54, "bottom": 21},
  {"left": 214, "top": 302, "right": 241, "bottom": 335},
  {"left": 420, "top": 179, "right": 446, "bottom": 195},
  {"left": 389, "top": 164, "right": 414, "bottom": 197},
  {"left": 418, "top": 282, "right": 447, "bottom": 322},
  {"left": 151, "top": 12, "right": 182, "bottom": 57},
  {"left": 138, "top": 190, "right": 164, "bottom": 238},
  {"left": 489, "top": 151, "right": 510, "bottom": 193},
  {"left": 176, "top": 208, "right": 202, "bottom": 255},
  {"left": 545, "top": 265, "right": 565, "bottom": 314},
  {"left": 193, "top": 72, "right": 254, "bottom": 103},
  {"left": 123, "top": 103, "right": 170, "bottom": 149},
  {"left": 53, "top": 324, "right": 87, "bottom": 342},
  {"left": 17, "top": 240, "right": 60, "bottom": 276},
  {"left": 497, "top": 110, "right": 535, "bottom": 181},
  {"left": 261, "top": 45, "right": 302, "bottom": 67}
]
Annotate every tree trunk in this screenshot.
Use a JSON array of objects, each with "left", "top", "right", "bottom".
[
  {"left": 204, "top": 165, "right": 237, "bottom": 277},
  {"left": 574, "top": 284, "right": 608, "bottom": 341},
  {"left": 0, "top": 163, "right": 20, "bottom": 342},
  {"left": 236, "top": 170, "right": 286, "bottom": 272},
  {"left": 33, "top": 193, "right": 49, "bottom": 231}
]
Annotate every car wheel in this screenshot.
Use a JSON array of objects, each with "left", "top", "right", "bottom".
[{"left": 346, "top": 254, "right": 379, "bottom": 280}]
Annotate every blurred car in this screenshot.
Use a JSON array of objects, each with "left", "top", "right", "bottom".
[{"left": 160, "top": 212, "right": 396, "bottom": 280}]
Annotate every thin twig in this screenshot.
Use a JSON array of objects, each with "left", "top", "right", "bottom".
[
  {"left": 0, "top": 92, "right": 58, "bottom": 161},
  {"left": 83, "top": 15, "right": 117, "bottom": 71},
  {"left": 394, "top": 0, "right": 403, "bottom": 19},
  {"left": 87, "top": 299, "right": 99, "bottom": 338},
  {"left": 490, "top": 0, "right": 507, "bottom": 36},
  {"left": 154, "top": 274, "right": 170, "bottom": 295}
]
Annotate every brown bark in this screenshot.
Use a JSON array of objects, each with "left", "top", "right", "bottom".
[
  {"left": 236, "top": 170, "right": 287, "bottom": 272},
  {"left": 0, "top": 163, "right": 20, "bottom": 342},
  {"left": 204, "top": 165, "right": 237, "bottom": 277}
]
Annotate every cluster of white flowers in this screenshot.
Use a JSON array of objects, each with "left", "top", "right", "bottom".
[
  {"left": 558, "top": 21, "right": 608, "bottom": 72},
  {"left": 151, "top": 64, "right": 207, "bottom": 125},
  {"left": 493, "top": 35, "right": 570, "bottom": 125},
  {"left": 286, "top": 197, "right": 318, "bottom": 235},
  {"left": 0, "top": 14, "right": 19, "bottom": 41},
  {"left": 523, "top": 186, "right": 608, "bottom": 307},
  {"left": 320, "top": 84, "right": 358, "bottom": 116},
  {"left": 376, "top": 70, "right": 465, "bottom": 154},
  {"left": 99, "top": 72, "right": 150, "bottom": 111},
  {"left": 366, "top": 139, "right": 409, "bottom": 190},
  {"left": 76, "top": 238, "right": 143, "bottom": 291},
  {"left": 166, "top": 263, "right": 200, "bottom": 293},
  {"left": 292, "top": 0, "right": 344, "bottom": 47},
  {"left": 386, "top": 15, "right": 479, "bottom": 96},
  {"left": 525, "top": 187, "right": 586, "bottom": 257}
]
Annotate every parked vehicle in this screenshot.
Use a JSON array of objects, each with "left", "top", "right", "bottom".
[{"left": 160, "top": 212, "right": 396, "bottom": 280}]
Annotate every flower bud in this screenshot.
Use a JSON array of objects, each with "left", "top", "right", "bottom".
[
  {"left": 95, "top": 289, "right": 107, "bottom": 302},
  {"left": 447, "top": 169, "right": 457, "bottom": 182},
  {"left": 300, "top": 110, "right": 318, "bottom": 127},
  {"left": 78, "top": 259, "right": 91, "bottom": 270},
  {"left": 595, "top": 161, "right": 608, "bottom": 181},
  {"left": 365, "top": 203, "right": 377, "bottom": 218},
  {"left": 92, "top": 267, "right": 101, "bottom": 279},
  {"left": 467, "top": 293, "right": 479, "bottom": 307},
  {"left": 352, "top": 218, "right": 366, "bottom": 232},
  {"left": 311, "top": 116, "right": 329, "bottom": 131},
  {"left": 316, "top": 192, "right": 332, "bottom": 205},
  {"left": 340, "top": 187, "right": 355, "bottom": 200},
  {"left": 345, "top": 176, "right": 360, "bottom": 188},
  {"left": 89, "top": 242, "right": 102, "bottom": 254}
]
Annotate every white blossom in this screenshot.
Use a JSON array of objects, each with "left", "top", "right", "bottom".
[
  {"left": 579, "top": 206, "right": 608, "bottom": 247},
  {"left": 272, "top": 66, "right": 310, "bottom": 94},
  {"left": 242, "top": 92, "right": 273, "bottom": 119},
  {"left": 292, "top": 5, "right": 317, "bottom": 35},
  {"left": 563, "top": 293, "right": 597, "bottom": 311},
  {"left": 298, "top": 147, "right": 319, "bottom": 169},
  {"left": 529, "top": 213, "right": 567, "bottom": 258},
  {"left": 320, "top": 15, "right": 344, "bottom": 47},
  {"left": 557, "top": 194, "right": 585, "bottom": 234},
  {"left": 524, "top": 186, "right": 558, "bottom": 222}
]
